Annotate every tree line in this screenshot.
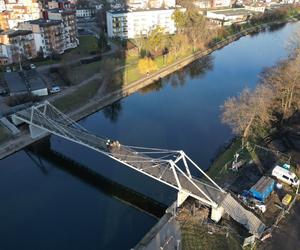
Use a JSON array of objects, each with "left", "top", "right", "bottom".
[
  {"left": 221, "top": 28, "right": 300, "bottom": 145},
  {"left": 134, "top": 5, "right": 300, "bottom": 75}
]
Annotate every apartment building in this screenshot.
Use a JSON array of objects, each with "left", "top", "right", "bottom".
[
  {"left": 0, "top": 30, "right": 36, "bottom": 63},
  {"left": 76, "top": 8, "right": 95, "bottom": 18},
  {"left": 106, "top": 7, "right": 177, "bottom": 39},
  {"left": 126, "top": 0, "right": 176, "bottom": 9},
  {"left": 48, "top": 8, "right": 78, "bottom": 50},
  {"left": 19, "top": 19, "right": 65, "bottom": 58},
  {"left": 0, "top": 0, "right": 41, "bottom": 30},
  {"left": 194, "top": 0, "right": 231, "bottom": 9}
]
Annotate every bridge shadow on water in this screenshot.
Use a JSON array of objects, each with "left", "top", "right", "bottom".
[{"left": 27, "top": 138, "right": 167, "bottom": 219}]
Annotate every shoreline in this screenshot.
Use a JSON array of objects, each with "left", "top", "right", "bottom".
[{"left": 0, "top": 19, "right": 297, "bottom": 161}]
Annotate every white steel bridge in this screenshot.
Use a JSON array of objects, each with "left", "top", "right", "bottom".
[{"left": 12, "top": 101, "right": 266, "bottom": 237}]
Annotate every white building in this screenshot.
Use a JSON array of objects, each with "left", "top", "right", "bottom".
[
  {"left": 106, "top": 7, "right": 177, "bottom": 39},
  {"left": 244, "top": 4, "right": 266, "bottom": 13},
  {"left": 194, "top": 0, "right": 231, "bottom": 9},
  {"left": 76, "top": 8, "right": 94, "bottom": 18},
  {"left": 206, "top": 8, "right": 253, "bottom": 26},
  {"left": 127, "top": 0, "right": 176, "bottom": 9}
]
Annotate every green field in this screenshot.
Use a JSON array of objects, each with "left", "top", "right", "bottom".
[
  {"left": 181, "top": 222, "right": 241, "bottom": 250},
  {"left": 69, "top": 36, "right": 99, "bottom": 56},
  {"left": 0, "top": 125, "right": 10, "bottom": 143},
  {"left": 207, "top": 139, "right": 242, "bottom": 179},
  {"left": 52, "top": 79, "right": 102, "bottom": 112}
]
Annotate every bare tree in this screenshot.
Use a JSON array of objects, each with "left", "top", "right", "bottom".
[
  {"left": 221, "top": 85, "right": 274, "bottom": 144},
  {"left": 262, "top": 55, "right": 300, "bottom": 122}
]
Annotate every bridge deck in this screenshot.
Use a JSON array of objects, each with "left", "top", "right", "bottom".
[
  {"left": 14, "top": 105, "right": 266, "bottom": 236},
  {"left": 15, "top": 109, "right": 225, "bottom": 206}
]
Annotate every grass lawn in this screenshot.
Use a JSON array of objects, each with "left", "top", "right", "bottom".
[
  {"left": 34, "top": 59, "right": 58, "bottom": 66},
  {"left": 67, "top": 60, "right": 103, "bottom": 84},
  {"left": 207, "top": 139, "right": 242, "bottom": 179},
  {"left": 32, "top": 36, "right": 99, "bottom": 67},
  {"left": 67, "top": 57, "right": 124, "bottom": 84},
  {"left": 180, "top": 222, "right": 241, "bottom": 250},
  {"left": 69, "top": 36, "right": 99, "bottom": 56},
  {"left": 52, "top": 79, "right": 102, "bottom": 112},
  {"left": 123, "top": 64, "right": 141, "bottom": 84}
]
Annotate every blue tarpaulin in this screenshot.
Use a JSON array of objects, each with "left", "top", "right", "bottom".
[{"left": 249, "top": 176, "right": 274, "bottom": 202}]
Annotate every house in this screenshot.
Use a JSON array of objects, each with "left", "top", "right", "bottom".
[
  {"left": 0, "top": 43, "right": 12, "bottom": 64},
  {"left": 4, "top": 72, "right": 28, "bottom": 96},
  {"left": 206, "top": 8, "right": 254, "bottom": 26},
  {"left": 4, "top": 70, "right": 48, "bottom": 96},
  {"left": 0, "top": 0, "right": 41, "bottom": 30},
  {"left": 47, "top": 8, "right": 79, "bottom": 50},
  {"left": 194, "top": 0, "right": 231, "bottom": 9},
  {"left": 76, "top": 8, "right": 95, "bottom": 18},
  {"left": 244, "top": 4, "right": 266, "bottom": 13},
  {"left": 24, "top": 70, "right": 48, "bottom": 96},
  {"left": 0, "top": 30, "right": 37, "bottom": 63},
  {"left": 19, "top": 19, "right": 65, "bottom": 58}
]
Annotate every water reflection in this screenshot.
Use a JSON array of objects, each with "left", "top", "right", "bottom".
[
  {"left": 140, "top": 55, "right": 214, "bottom": 94},
  {"left": 27, "top": 139, "right": 166, "bottom": 218},
  {"left": 102, "top": 101, "right": 123, "bottom": 123}
]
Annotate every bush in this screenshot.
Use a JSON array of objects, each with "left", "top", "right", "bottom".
[
  {"left": 80, "top": 55, "right": 102, "bottom": 64},
  {"left": 6, "top": 93, "right": 40, "bottom": 107}
]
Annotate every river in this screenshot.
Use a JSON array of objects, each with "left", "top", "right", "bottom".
[{"left": 0, "top": 22, "right": 299, "bottom": 250}]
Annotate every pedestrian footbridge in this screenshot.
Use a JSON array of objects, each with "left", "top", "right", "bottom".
[{"left": 12, "top": 101, "right": 265, "bottom": 237}]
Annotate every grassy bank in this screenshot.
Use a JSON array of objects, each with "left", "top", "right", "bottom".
[
  {"left": 180, "top": 222, "right": 241, "bottom": 250},
  {"left": 34, "top": 36, "right": 99, "bottom": 67},
  {"left": 207, "top": 139, "right": 242, "bottom": 179},
  {"left": 52, "top": 79, "right": 102, "bottom": 112},
  {"left": 0, "top": 125, "right": 10, "bottom": 144}
]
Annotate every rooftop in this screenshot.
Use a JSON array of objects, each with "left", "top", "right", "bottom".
[
  {"left": 208, "top": 8, "right": 254, "bottom": 16},
  {"left": 4, "top": 72, "right": 27, "bottom": 94},
  {"left": 108, "top": 7, "right": 176, "bottom": 15},
  {"left": 24, "top": 70, "right": 47, "bottom": 91},
  {"left": 48, "top": 8, "right": 76, "bottom": 15},
  {"left": 29, "top": 18, "right": 62, "bottom": 27},
  {"left": 0, "top": 30, "right": 33, "bottom": 38}
]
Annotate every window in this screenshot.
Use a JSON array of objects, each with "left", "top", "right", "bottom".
[{"left": 282, "top": 175, "right": 289, "bottom": 180}]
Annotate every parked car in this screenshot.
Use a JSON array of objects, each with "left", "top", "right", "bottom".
[
  {"left": 272, "top": 165, "right": 299, "bottom": 186},
  {"left": 30, "top": 63, "right": 36, "bottom": 69},
  {"left": 5, "top": 66, "right": 11, "bottom": 72},
  {"left": 50, "top": 86, "right": 61, "bottom": 94}
]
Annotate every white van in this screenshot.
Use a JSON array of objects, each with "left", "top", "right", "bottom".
[
  {"left": 50, "top": 86, "right": 61, "bottom": 94},
  {"left": 272, "top": 165, "right": 299, "bottom": 186}
]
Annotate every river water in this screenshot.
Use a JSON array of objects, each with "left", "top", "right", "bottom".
[{"left": 0, "top": 22, "right": 299, "bottom": 250}]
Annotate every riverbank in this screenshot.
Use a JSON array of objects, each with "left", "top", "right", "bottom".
[
  {"left": 1, "top": 19, "right": 298, "bottom": 161},
  {"left": 0, "top": 20, "right": 298, "bottom": 250}
]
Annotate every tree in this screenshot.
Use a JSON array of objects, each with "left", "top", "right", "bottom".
[
  {"left": 98, "top": 31, "right": 109, "bottom": 53},
  {"left": 221, "top": 85, "right": 274, "bottom": 144},
  {"left": 186, "top": 10, "right": 208, "bottom": 51},
  {"left": 37, "top": 47, "right": 44, "bottom": 59},
  {"left": 145, "top": 27, "right": 168, "bottom": 56},
  {"left": 133, "top": 35, "right": 146, "bottom": 54},
  {"left": 172, "top": 9, "right": 188, "bottom": 33},
  {"left": 76, "top": 0, "right": 89, "bottom": 7},
  {"left": 170, "top": 33, "right": 189, "bottom": 59},
  {"left": 138, "top": 58, "right": 158, "bottom": 74},
  {"left": 103, "top": 101, "right": 122, "bottom": 123},
  {"left": 262, "top": 55, "right": 300, "bottom": 122}
]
